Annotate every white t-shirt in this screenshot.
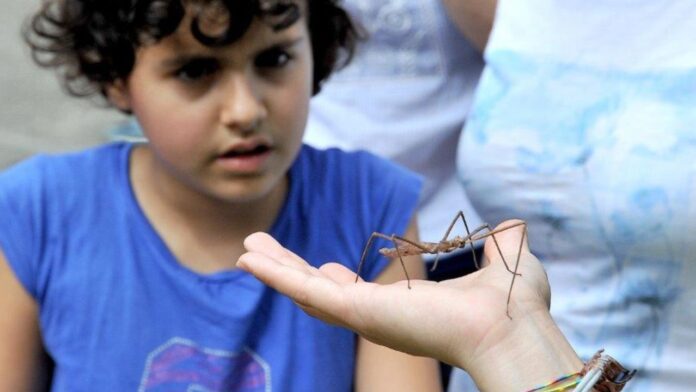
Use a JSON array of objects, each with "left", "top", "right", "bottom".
[
  {"left": 451, "top": 0, "right": 696, "bottom": 390},
  {"left": 304, "top": 0, "right": 484, "bottom": 245}
]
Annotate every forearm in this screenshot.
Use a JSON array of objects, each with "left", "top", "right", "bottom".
[
  {"left": 353, "top": 218, "right": 442, "bottom": 390},
  {"left": 0, "top": 249, "right": 50, "bottom": 391},
  {"left": 355, "top": 338, "right": 442, "bottom": 392},
  {"left": 441, "top": 0, "right": 497, "bottom": 52},
  {"left": 460, "top": 309, "right": 583, "bottom": 392}
]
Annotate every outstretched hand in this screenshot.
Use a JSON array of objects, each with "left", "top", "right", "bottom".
[{"left": 237, "top": 220, "right": 553, "bottom": 372}]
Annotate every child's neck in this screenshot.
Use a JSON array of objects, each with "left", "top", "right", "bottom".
[{"left": 129, "top": 145, "right": 287, "bottom": 274}]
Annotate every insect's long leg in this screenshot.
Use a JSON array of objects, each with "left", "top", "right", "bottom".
[
  {"left": 468, "top": 221, "right": 526, "bottom": 318},
  {"left": 504, "top": 223, "right": 527, "bottom": 319},
  {"left": 471, "top": 221, "right": 526, "bottom": 275},
  {"left": 355, "top": 232, "right": 382, "bottom": 284},
  {"left": 430, "top": 211, "right": 479, "bottom": 272},
  {"left": 355, "top": 232, "right": 420, "bottom": 288},
  {"left": 460, "top": 223, "right": 497, "bottom": 270},
  {"left": 356, "top": 220, "right": 530, "bottom": 319}
]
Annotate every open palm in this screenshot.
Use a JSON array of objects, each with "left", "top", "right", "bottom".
[{"left": 237, "top": 220, "right": 551, "bottom": 371}]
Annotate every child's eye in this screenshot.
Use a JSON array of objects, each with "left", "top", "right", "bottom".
[
  {"left": 255, "top": 48, "right": 293, "bottom": 69},
  {"left": 174, "top": 58, "right": 220, "bottom": 82}
]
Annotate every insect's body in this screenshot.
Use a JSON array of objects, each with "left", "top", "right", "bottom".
[
  {"left": 379, "top": 237, "right": 469, "bottom": 258},
  {"left": 356, "top": 212, "right": 527, "bottom": 318}
]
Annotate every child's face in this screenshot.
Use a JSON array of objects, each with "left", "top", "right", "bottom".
[{"left": 112, "top": 5, "right": 312, "bottom": 203}]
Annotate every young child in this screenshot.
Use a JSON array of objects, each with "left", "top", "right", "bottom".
[{"left": 0, "top": 0, "right": 441, "bottom": 390}]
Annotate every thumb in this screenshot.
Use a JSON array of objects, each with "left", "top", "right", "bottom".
[{"left": 482, "top": 219, "right": 529, "bottom": 268}]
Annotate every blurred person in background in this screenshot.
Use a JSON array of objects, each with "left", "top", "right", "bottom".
[
  {"left": 303, "top": 0, "right": 496, "bottom": 283},
  {"left": 451, "top": 1, "right": 696, "bottom": 390}
]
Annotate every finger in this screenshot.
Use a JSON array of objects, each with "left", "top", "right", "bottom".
[
  {"left": 295, "top": 302, "right": 350, "bottom": 327},
  {"left": 238, "top": 251, "right": 358, "bottom": 327},
  {"left": 319, "top": 262, "right": 364, "bottom": 284},
  {"left": 243, "top": 232, "right": 313, "bottom": 271},
  {"left": 482, "top": 219, "right": 529, "bottom": 268},
  {"left": 238, "top": 250, "right": 333, "bottom": 304}
]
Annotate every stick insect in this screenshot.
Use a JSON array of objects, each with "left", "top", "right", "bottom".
[{"left": 355, "top": 211, "right": 528, "bottom": 319}]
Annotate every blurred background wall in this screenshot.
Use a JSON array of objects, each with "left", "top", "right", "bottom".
[{"left": 0, "top": 2, "right": 124, "bottom": 169}]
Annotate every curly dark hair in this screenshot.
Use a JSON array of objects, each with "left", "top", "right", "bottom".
[{"left": 24, "top": 0, "right": 360, "bottom": 101}]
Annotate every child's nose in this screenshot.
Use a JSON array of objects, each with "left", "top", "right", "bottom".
[{"left": 219, "top": 75, "right": 267, "bottom": 132}]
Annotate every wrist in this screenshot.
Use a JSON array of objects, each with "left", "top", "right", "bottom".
[{"left": 461, "top": 308, "right": 583, "bottom": 392}]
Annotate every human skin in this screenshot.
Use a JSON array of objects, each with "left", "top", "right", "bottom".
[
  {"left": 106, "top": 8, "right": 312, "bottom": 274},
  {"left": 238, "top": 220, "right": 585, "bottom": 391},
  {"left": 441, "top": 0, "right": 497, "bottom": 51}
]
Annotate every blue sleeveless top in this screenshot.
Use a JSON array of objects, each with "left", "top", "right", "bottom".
[{"left": 0, "top": 143, "right": 421, "bottom": 391}]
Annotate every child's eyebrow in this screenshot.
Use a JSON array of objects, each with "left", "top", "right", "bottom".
[
  {"left": 259, "top": 36, "right": 305, "bottom": 51},
  {"left": 160, "top": 54, "right": 217, "bottom": 70},
  {"left": 159, "top": 37, "right": 305, "bottom": 69}
]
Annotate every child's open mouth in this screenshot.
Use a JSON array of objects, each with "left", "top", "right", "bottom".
[
  {"left": 217, "top": 143, "right": 273, "bottom": 173},
  {"left": 220, "top": 145, "right": 271, "bottom": 158}
]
